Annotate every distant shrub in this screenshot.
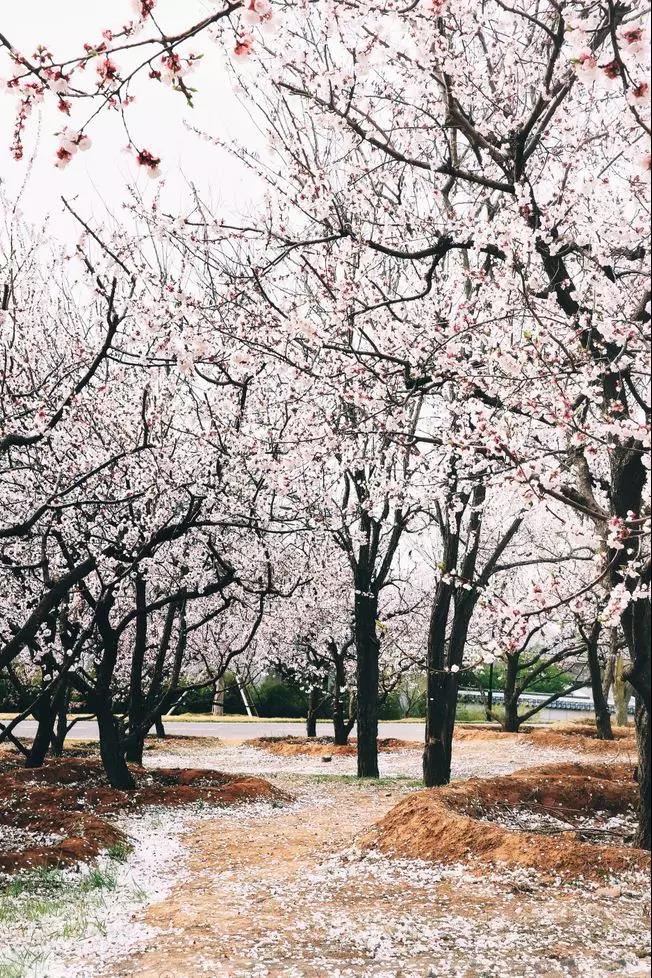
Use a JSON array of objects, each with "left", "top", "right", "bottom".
[
  {"left": 252, "top": 676, "right": 309, "bottom": 718},
  {"left": 378, "top": 691, "right": 406, "bottom": 721}
]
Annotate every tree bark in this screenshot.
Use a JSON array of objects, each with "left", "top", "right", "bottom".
[
  {"left": 502, "top": 698, "right": 521, "bottom": 733},
  {"left": 51, "top": 683, "right": 71, "bottom": 757},
  {"left": 614, "top": 654, "right": 632, "bottom": 727},
  {"left": 25, "top": 701, "right": 56, "bottom": 768},
  {"left": 586, "top": 623, "right": 614, "bottom": 741},
  {"left": 125, "top": 575, "right": 147, "bottom": 765},
  {"left": 211, "top": 675, "right": 225, "bottom": 716},
  {"left": 306, "top": 687, "right": 319, "bottom": 738},
  {"left": 423, "top": 576, "right": 457, "bottom": 786},
  {"left": 95, "top": 598, "right": 135, "bottom": 789},
  {"left": 355, "top": 592, "right": 380, "bottom": 778},
  {"left": 635, "top": 698, "right": 651, "bottom": 851},
  {"left": 331, "top": 647, "right": 352, "bottom": 745},
  {"left": 97, "top": 701, "right": 135, "bottom": 790},
  {"left": 154, "top": 714, "right": 167, "bottom": 738},
  {"left": 424, "top": 669, "right": 457, "bottom": 786}
]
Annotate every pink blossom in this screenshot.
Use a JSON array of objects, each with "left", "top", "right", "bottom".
[
  {"left": 629, "top": 81, "right": 650, "bottom": 105},
  {"left": 131, "top": 0, "right": 156, "bottom": 19},
  {"left": 573, "top": 52, "right": 598, "bottom": 84},
  {"left": 136, "top": 148, "right": 161, "bottom": 178},
  {"left": 54, "top": 145, "right": 73, "bottom": 168},
  {"left": 234, "top": 34, "right": 255, "bottom": 58},
  {"left": 601, "top": 59, "right": 621, "bottom": 81},
  {"left": 244, "top": 0, "right": 274, "bottom": 24},
  {"left": 620, "top": 26, "right": 647, "bottom": 55}
]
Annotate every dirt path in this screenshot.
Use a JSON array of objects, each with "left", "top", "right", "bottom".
[{"left": 99, "top": 775, "right": 650, "bottom": 978}]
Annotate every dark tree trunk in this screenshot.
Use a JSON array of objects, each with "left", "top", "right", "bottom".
[
  {"left": 154, "top": 714, "right": 166, "bottom": 738},
  {"left": 501, "top": 654, "right": 521, "bottom": 733},
  {"left": 25, "top": 701, "right": 56, "bottom": 768},
  {"left": 423, "top": 567, "right": 456, "bottom": 787},
  {"left": 333, "top": 652, "right": 354, "bottom": 745},
  {"left": 97, "top": 701, "right": 135, "bottom": 790},
  {"left": 424, "top": 670, "right": 457, "bottom": 787},
  {"left": 586, "top": 623, "right": 614, "bottom": 741},
  {"left": 333, "top": 702, "right": 355, "bottom": 746},
  {"left": 93, "top": 598, "right": 135, "bottom": 788},
  {"left": 125, "top": 734, "right": 145, "bottom": 765},
  {"left": 306, "top": 687, "right": 319, "bottom": 738},
  {"left": 355, "top": 592, "right": 380, "bottom": 779},
  {"left": 635, "top": 699, "right": 651, "bottom": 851},
  {"left": 125, "top": 575, "right": 147, "bottom": 765},
  {"left": 51, "top": 683, "right": 71, "bottom": 757},
  {"left": 502, "top": 696, "right": 521, "bottom": 733}
]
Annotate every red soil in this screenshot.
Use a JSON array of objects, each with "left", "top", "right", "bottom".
[
  {"left": 366, "top": 762, "right": 649, "bottom": 879},
  {"left": 0, "top": 755, "right": 289, "bottom": 875},
  {"left": 245, "top": 736, "right": 421, "bottom": 757}
]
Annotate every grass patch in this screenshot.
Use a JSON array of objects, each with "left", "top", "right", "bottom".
[
  {"left": 106, "top": 840, "right": 132, "bottom": 863},
  {"left": 80, "top": 867, "right": 117, "bottom": 892},
  {"left": 0, "top": 965, "right": 23, "bottom": 978},
  {"left": 0, "top": 960, "right": 32, "bottom": 978},
  {"left": 3, "top": 867, "right": 67, "bottom": 898},
  {"left": 0, "top": 857, "right": 129, "bottom": 969},
  {"left": 297, "top": 773, "right": 424, "bottom": 789}
]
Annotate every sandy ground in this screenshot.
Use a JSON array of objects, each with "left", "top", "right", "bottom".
[{"left": 69, "top": 736, "right": 649, "bottom": 978}]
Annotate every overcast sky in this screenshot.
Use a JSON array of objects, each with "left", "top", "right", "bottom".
[{"left": 0, "top": 1, "right": 262, "bottom": 235}]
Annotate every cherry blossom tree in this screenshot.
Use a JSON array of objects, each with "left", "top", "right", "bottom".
[{"left": 2, "top": 0, "right": 650, "bottom": 845}]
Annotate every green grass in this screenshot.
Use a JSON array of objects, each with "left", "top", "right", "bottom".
[
  {"left": 0, "top": 960, "right": 29, "bottom": 978},
  {"left": 106, "top": 840, "right": 132, "bottom": 863},
  {"left": 3, "top": 867, "right": 67, "bottom": 899},
  {"left": 0, "top": 863, "right": 118, "bottom": 925},
  {"left": 80, "top": 867, "right": 117, "bottom": 892},
  {"left": 0, "top": 857, "right": 130, "bottom": 977},
  {"left": 296, "top": 772, "right": 424, "bottom": 789}
]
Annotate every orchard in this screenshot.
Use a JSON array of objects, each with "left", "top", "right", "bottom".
[{"left": 0, "top": 3, "right": 650, "bottom": 976}]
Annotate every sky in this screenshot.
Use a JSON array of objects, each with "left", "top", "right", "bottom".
[{"left": 0, "top": 1, "right": 263, "bottom": 236}]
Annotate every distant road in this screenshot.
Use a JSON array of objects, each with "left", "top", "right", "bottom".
[{"left": 10, "top": 718, "right": 426, "bottom": 743}]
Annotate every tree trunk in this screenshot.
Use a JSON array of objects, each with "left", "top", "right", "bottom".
[
  {"left": 306, "top": 687, "right": 319, "bottom": 738},
  {"left": 333, "top": 653, "right": 354, "bottom": 745},
  {"left": 51, "top": 683, "right": 71, "bottom": 757},
  {"left": 97, "top": 701, "right": 135, "bottom": 790},
  {"left": 634, "top": 699, "right": 651, "bottom": 851},
  {"left": 423, "top": 572, "right": 456, "bottom": 788},
  {"left": 502, "top": 696, "right": 521, "bottom": 733},
  {"left": 154, "top": 714, "right": 167, "bottom": 738},
  {"left": 499, "top": 651, "right": 521, "bottom": 732},
  {"left": 614, "top": 654, "right": 632, "bottom": 727},
  {"left": 586, "top": 623, "right": 614, "bottom": 741},
  {"left": 211, "top": 676, "right": 225, "bottom": 716},
  {"left": 25, "top": 701, "right": 56, "bottom": 768},
  {"left": 125, "top": 733, "right": 145, "bottom": 765},
  {"left": 424, "top": 670, "right": 457, "bottom": 786},
  {"left": 355, "top": 592, "right": 380, "bottom": 779},
  {"left": 333, "top": 699, "right": 355, "bottom": 746},
  {"left": 125, "top": 575, "right": 147, "bottom": 764}
]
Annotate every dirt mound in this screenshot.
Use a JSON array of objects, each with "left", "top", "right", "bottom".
[
  {"left": 526, "top": 724, "right": 636, "bottom": 753},
  {"left": 453, "top": 722, "right": 637, "bottom": 754},
  {"left": 0, "top": 756, "right": 289, "bottom": 876},
  {"left": 246, "top": 736, "right": 421, "bottom": 757},
  {"left": 365, "top": 762, "right": 649, "bottom": 879}
]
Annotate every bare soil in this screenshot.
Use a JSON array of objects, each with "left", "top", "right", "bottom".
[
  {"left": 0, "top": 754, "right": 288, "bottom": 874},
  {"left": 94, "top": 764, "right": 650, "bottom": 978},
  {"left": 455, "top": 721, "right": 638, "bottom": 754},
  {"left": 245, "top": 735, "right": 421, "bottom": 757},
  {"left": 366, "top": 761, "right": 649, "bottom": 878}
]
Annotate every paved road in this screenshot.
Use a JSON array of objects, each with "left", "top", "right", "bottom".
[{"left": 10, "top": 718, "right": 427, "bottom": 743}]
